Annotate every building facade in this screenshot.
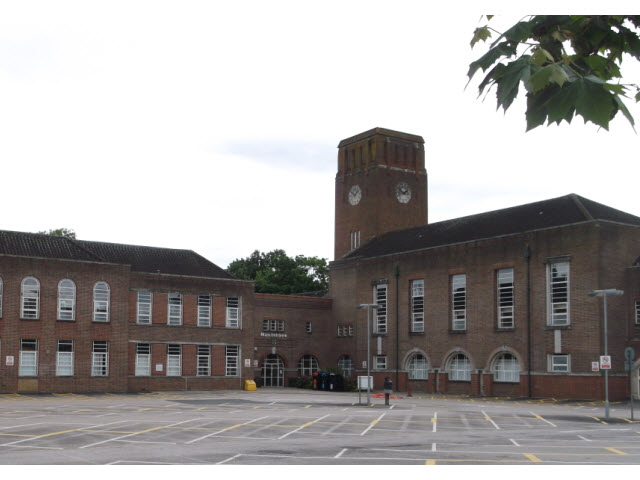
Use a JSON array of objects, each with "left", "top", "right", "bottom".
[{"left": 1, "top": 127, "right": 639, "bottom": 400}]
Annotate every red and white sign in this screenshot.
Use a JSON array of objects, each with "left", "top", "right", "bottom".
[
  {"left": 6, "top": 356, "right": 14, "bottom": 366},
  {"left": 600, "top": 355, "right": 612, "bottom": 369},
  {"left": 591, "top": 361, "right": 600, "bottom": 372}
]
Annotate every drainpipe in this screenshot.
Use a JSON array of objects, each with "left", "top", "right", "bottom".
[
  {"left": 394, "top": 265, "right": 400, "bottom": 389},
  {"left": 524, "top": 244, "right": 532, "bottom": 397}
]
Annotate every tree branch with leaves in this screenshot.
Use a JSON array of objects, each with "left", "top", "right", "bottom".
[{"left": 469, "top": 15, "right": 640, "bottom": 131}]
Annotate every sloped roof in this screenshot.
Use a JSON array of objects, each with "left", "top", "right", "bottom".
[
  {"left": 341, "top": 194, "right": 640, "bottom": 261},
  {"left": 0, "top": 230, "right": 232, "bottom": 279}
]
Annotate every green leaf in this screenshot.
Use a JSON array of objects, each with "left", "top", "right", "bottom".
[
  {"left": 471, "top": 26, "right": 492, "bottom": 48},
  {"left": 614, "top": 95, "right": 635, "bottom": 129},
  {"left": 495, "top": 57, "right": 531, "bottom": 111},
  {"left": 467, "top": 41, "right": 517, "bottom": 81},
  {"left": 574, "top": 78, "right": 616, "bottom": 129}
]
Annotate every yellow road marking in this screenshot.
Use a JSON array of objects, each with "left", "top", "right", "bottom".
[
  {"left": 587, "top": 416, "right": 608, "bottom": 424},
  {"left": 304, "top": 405, "right": 312, "bottom": 408},
  {"left": 0, "top": 433, "right": 33, "bottom": 437},
  {"left": 605, "top": 447, "right": 628, "bottom": 455},
  {"left": 426, "top": 459, "right": 436, "bottom": 465},
  {"left": 523, "top": 453, "right": 542, "bottom": 463}
]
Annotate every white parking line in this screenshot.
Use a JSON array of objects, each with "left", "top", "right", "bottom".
[
  {"left": 432, "top": 412, "right": 437, "bottom": 432},
  {"left": 279, "top": 414, "right": 330, "bottom": 440},
  {"left": 577, "top": 435, "right": 592, "bottom": 442},
  {"left": 186, "top": 416, "right": 269, "bottom": 444},
  {"left": 335, "top": 448, "right": 348, "bottom": 458},
  {"left": 529, "top": 411, "right": 557, "bottom": 427},
  {"left": 482, "top": 410, "right": 500, "bottom": 430},
  {"left": 361, "top": 412, "right": 387, "bottom": 436},
  {"left": 80, "top": 419, "right": 195, "bottom": 449},
  {"left": 217, "top": 454, "right": 242, "bottom": 465},
  {"left": 510, "top": 438, "right": 520, "bottom": 446}
]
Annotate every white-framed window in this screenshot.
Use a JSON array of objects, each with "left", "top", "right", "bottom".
[
  {"left": 298, "top": 354, "right": 319, "bottom": 376},
  {"left": 411, "top": 279, "right": 424, "bottom": 332},
  {"left": 93, "top": 281, "right": 110, "bottom": 322},
  {"left": 21, "top": 277, "right": 40, "bottom": 320},
  {"left": 19, "top": 339, "right": 38, "bottom": 376},
  {"left": 56, "top": 340, "right": 74, "bottom": 376},
  {"left": 167, "top": 293, "right": 183, "bottom": 326},
  {"left": 497, "top": 268, "right": 514, "bottom": 328},
  {"left": 197, "top": 295, "right": 211, "bottom": 327},
  {"left": 167, "top": 344, "right": 181, "bottom": 376},
  {"left": 451, "top": 274, "right": 467, "bottom": 331},
  {"left": 350, "top": 230, "right": 360, "bottom": 250},
  {"left": 337, "top": 326, "right": 342, "bottom": 337},
  {"left": 92, "top": 341, "right": 109, "bottom": 377},
  {"left": 305, "top": 322, "right": 312, "bottom": 334},
  {"left": 135, "top": 343, "right": 151, "bottom": 376},
  {"left": 0, "top": 276, "right": 4, "bottom": 317},
  {"left": 547, "top": 261, "right": 569, "bottom": 326},
  {"left": 57, "top": 279, "right": 76, "bottom": 321},
  {"left": 226, "top": 296, "right": 240, "bottom": 328},
  {"left": 447, "top": 353, "right": 471, "bottom": 381},
  {"left": 338, "top": 355, "right": 353, "bottom": 377},
  {"left": 373, "top": 283, "right": 387, "bottom": 334},
  {"left": 635, "top": 301, "right": 639, "bottom": 325},
  {"left": 493, "top": 353, "right": 520, "bottom": 382},
  {"left": 197, "top": 345, "right": 211, "bottom": 376},
  {"left": 408, "top": 353, "right": 429, "bottom": 380},
  {"left": 374, "top": 355, "right": 387, "bottom": 370},
  {"left": 548, "top": 354, "right": 570, "bottom": 373},
  {"left": 226, "top": 345, "right": 240, "bottom": 376},
  {"left": 136, "top": 291, "right": 152, "bottom": 324},
  {"left": 348, "top": 325, "right": 353, "bottom": 336},
  {"left": 263, "top": 319, "right": 284, "bottom": 332}
]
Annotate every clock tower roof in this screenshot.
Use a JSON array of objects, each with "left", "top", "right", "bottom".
[{"left": 337, "top": 127, "right": 424, "bottom": 148}]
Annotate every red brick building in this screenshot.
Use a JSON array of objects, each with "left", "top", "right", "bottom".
[{"left": 1, "top": 127, "right": 639, "bottom": 400}]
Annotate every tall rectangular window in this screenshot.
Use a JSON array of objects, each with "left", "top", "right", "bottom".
[
  {"left": 19, "top": 339, "right": 38, "bottom": 376},
  {"left": 635, "top": 301, "right": 639, "bottom": 325},
  {"left": 21, "top": 277, "right": 40, "bottom": 320},
  {"left": 373, "top": 284, "right": 387, "bottom": 334},
  {"left": 547, "top": 262, "right": 569, "bottom": 326},
  {"left": 57, "top": 279, "right": 76, "bottom": 321},
  {"left": 92, "top": 341, "right": 109, "bottom": 377},
  {"left": 411, "top": 279, "right": 424, "bottom": 333},
  {"left": 451, "top": 274, "right": 467, "bottom": 331},
  {"left": 226, "top": 345, "right": 239, "bottom": 376},
  {"left": 137, "top": 291, "right": 152, "bottom": 324},
  {"left": 135, "top": 343, "right": 151, "bottom": 376},
  {"left": 56, "top": 340, "right": 74, "bottom": 376},
  {"left": 226, "top": 297, "right": 240, "bottom": 328},
  {"left": 167, "top": 344, "right": 181, "bottom": 376},
  {"left": 197, "top": 345, "right": 211, "bottom": 376},
  {"left": 168, "top": 293, "right": 183, "bottom": 326},
  {"left": 93, "top": 282, "right": 110, "bottom": 322},
  {"left": 497, "top": 268, "right": 514, "bottom": 328},
  {"left": 198, "top": 295, "right": 211, "bottom": 327},
  {"left": 350, "top": 231, "right": 360, "bottom": 250}
]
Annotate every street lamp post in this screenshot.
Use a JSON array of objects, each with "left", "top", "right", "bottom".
[
  {"left": 356, "top": 303, "right": 379, "bottom": 405},
  {"left": 588, "top": 288, "right": 624, "bottom": 421}
]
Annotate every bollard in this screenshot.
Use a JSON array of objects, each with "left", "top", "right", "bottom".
[{"left": 384, "top": 377, "right": 393, "bottom": 406}]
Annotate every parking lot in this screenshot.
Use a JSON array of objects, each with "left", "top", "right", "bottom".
[{"left": 0, "top": 389, "right": 639, "bottom": 465}]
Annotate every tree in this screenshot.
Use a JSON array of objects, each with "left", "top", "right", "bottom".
[
  {"left": 37, "top": 228, "right": 76, "bottom": 239},
  {"left": 468, "top": 15, "right": 640, "bottom": 131},
  {"left": 227, "top": 249, "right": 329, "bottom": 295}
]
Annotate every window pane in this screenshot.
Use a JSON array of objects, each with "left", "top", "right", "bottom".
[{"left": 137, "top": 291, "right": 152, "bottom": 324}]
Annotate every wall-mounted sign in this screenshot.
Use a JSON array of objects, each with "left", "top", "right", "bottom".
[
  {"left": 600, "top": 356, "right": 611, "bottom": 370},
  {"left": 6, "top": 356, "right": 14, "bottom": 366},
  {"left": 591, "top": 361, "right": 599, "bottom": 372}
]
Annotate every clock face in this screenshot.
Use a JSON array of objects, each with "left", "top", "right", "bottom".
[
  {"left": 348, "top": 185, "right": 362, "bottom": 205},
  {"left": 396, "top": 182, "right": 412, "bottom": 203}
]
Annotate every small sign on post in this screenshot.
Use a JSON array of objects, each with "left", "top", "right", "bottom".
[
  {"left": 600, "top": 355, "right": 612, "bottom": 370},
  {"left": 591, "top": 361, "right": 600, "bottom": 372}
]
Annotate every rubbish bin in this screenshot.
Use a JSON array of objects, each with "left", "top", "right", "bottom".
[
  {"left": 312, "top": 372, "right": 319, "bottom": 390},
  {"left": 244, "top": 380, "right": 257, "bottom": 391},
  {"left": 329, "top": 373, "right": 336, "bottom": 391},
  {"left": 335, "top": 374, "right": 344, "bottom": 391},
  {"left": 320, "top": 372, "right": 328, "bottom": 390}
]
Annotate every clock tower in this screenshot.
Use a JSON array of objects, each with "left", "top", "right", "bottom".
[{"left": 334, "top": 127, "right": 428, "bottom": 259}]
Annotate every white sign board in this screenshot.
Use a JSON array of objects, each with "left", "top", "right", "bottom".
[
  {"left": 600, "top": 355, "right": 612, "bottom": 370},
  {"left": 357, "top": 376, "right": 373, "bottom": 390},
  {"left": 591, "top": 361, "right": 600, "bottom": 372},
  {"left": 244, "top": 358, "right": 250, "bottom": 368},
  {"left": 6, "top": 356, "right": 14, "bottom": 366}
]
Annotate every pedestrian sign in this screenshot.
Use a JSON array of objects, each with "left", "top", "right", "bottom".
[{"left": 600, "top": 355, "right": 612, "bottom": 369}]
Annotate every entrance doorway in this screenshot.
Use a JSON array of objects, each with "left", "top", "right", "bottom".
[{"left": 262, "top": 354, "right": 285, "bottom": 387}]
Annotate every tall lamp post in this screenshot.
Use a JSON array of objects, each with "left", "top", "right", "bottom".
[
  {"left": 356, "top": 303, "right": 379, "bottom": 405},
  {"left": 588, "top": 288, "right": 624, "bottom": 421}
]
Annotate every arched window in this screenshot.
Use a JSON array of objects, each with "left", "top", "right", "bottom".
[
  {"left": 447, "top": 353, "right": 471, "bottom": 381},
  {"left": 298, "top": 354, "right": 319, "bottom": 376},
  {"left": 408, "top": 353, "right": 429, "bottom": 380},
  {"left": 337, "top": 355, "right": 353, "bottom": 377},
  {"left": 93, "top": 281, "right": 110, "bottom": 322},
  {"left": 21, "top": 277, "right": 40, "bottom": 319},
  {"left": 57, "top": 279, "right": 76, "bottom": 321},
  {"left": 493, "top": 353, "right": 521, "bottom": 383}
]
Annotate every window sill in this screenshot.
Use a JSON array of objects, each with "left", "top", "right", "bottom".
[
  {"left": 545, "top": 325, "right": 571, "bottom": 330},
  {"left": 409, "top": 331, "right": 425, "bottom": 336},
  {"left": 448, "top": 329, "right": 466, "bottom": 334}
]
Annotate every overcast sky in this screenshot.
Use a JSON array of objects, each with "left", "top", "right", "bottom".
[{"left": 1, "top": 2, "right": 639, "bottom": 270}]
